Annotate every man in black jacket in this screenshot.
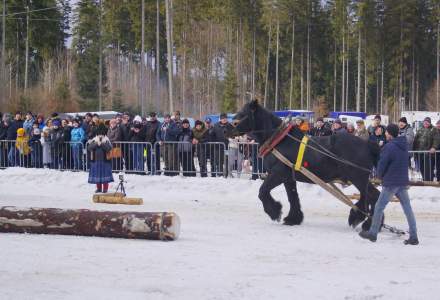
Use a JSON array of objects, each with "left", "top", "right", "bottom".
[
  {"left": 210, "top": 113, "right": 233, "bottom": 177},
  {"left": 309, "top": 117, "right": 332, "bottom": 137},
  {"left": 129, "top": 122, "right": 146, "bottom": 172},
  {"left": 145, "top": 112, "right": 161, "bottom": 175}
]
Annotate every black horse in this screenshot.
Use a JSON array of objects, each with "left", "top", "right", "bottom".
[{"left": 231, "top": 100, "right": 381, "bottom": 230}]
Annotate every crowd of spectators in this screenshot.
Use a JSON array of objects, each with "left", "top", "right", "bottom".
[{"left": 0, "top": 110, "right": 264, "bottom": 179}]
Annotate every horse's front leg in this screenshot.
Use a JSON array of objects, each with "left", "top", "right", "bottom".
[
  {"left": 283, "top": 177, "right": 304, "bottom": 225},
  {"left": 258, "top": 172, "right": 283, "bottom": 222}
]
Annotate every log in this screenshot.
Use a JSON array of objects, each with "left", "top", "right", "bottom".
[
  {"left": 370, "top": 178, "right": 440, "bottom": 188},
  {"left": 92, "top": 193, "right": 143, "bottom": 205},
  {"left": 348, "top": 193, "right": 399, "bottom": 203},
  {"left": 0, "top": 206, "right": 180, "bottom": 241}
]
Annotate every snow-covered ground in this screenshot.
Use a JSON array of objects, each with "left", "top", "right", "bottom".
[{"left": 0, "top": 168, "right": 439, "bottom": 300}]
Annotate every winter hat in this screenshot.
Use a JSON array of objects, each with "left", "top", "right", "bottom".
[
  {"left": 374, "top": 114, "right": 381, "bottom": 121},
  {"left": 182, "top": 119, "right": 190, "bottom": 124},
  {"left": 96, "top": 122, "right": 108, "bottom": 135},
  {"left": 52, "top": 119, "right": 61, "bottom": 127},
  {"left": 17, "top": 128, "right": 25, "bottom": 137},
  {"left": 398, "top": 117, "right": 408, "bottom": 124},
  {"left": 133, "top": 115, "right": 142, "bottom": 123},
  {"left": 386, "top": 123, "right": 399, "bottom": 138},
  {"left": 424, "top": 117, "right": 431, "bottom": 124},
  {"left": 219, "top": 113, "right": 228, "bottom": 119},
  {"left": 334, "top": 119, "right": 342, "bottom": 125},
  {"left": 195, "top": 120, "right": 203, "bottom": 127},
  {"left": 205, "top": 117, "right": 212, "bottom": 123}
]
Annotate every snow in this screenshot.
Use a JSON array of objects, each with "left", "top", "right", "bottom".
[{"left": 0, "top": 168, "right": 440, "bottom": 299}]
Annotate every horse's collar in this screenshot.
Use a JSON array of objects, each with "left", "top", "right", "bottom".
[{"left": 258, "top": 123, "right": 294, "bottom": 157}]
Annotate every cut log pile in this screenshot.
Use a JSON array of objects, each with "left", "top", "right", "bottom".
[{"left": 0, "top": 206, "right": 180, "bottom": 241}]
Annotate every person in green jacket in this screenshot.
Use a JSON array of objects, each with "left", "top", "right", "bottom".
[{"left": 413, "top": 117, "right": 440, "bottom": 181}]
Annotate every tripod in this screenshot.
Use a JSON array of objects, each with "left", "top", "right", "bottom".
[{"left": 114, "top": 177, "right": 126, "bottom": 196}]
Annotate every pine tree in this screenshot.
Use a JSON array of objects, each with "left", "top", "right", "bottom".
[
  {"left": 72, "top": 0, "right": 103, "bottom": 109},
  {"left": 222, "top": 62, "right": 238, "bottom": 113}
]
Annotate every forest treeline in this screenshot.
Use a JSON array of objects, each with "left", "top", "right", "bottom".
[{"left": 0, "top": 0, "right": 440, "bottom": 119}]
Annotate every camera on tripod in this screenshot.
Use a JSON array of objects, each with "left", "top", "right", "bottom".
[
  {"left": 116, "top": 172, "right": 126, "bottom": 196},
  {"left": 118, "top": 172, "right": 125, "bottom": 182}
]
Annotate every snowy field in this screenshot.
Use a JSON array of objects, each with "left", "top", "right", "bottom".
[{"left": 1, "top": 168, "right": 440, "bottom": 300}]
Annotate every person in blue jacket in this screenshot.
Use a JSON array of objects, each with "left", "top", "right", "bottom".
[
  {"left": 359, "top": 123, "right": 419, "bottom": 245},
  {"left": 70, "top": 118, "right": 86, "bottom": 170}
]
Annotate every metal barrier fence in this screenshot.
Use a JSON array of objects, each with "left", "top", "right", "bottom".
[
  {"left": 154, "top": 141, "right": 227, "bottom": 177},
  {"left": 0, "top": 140, "right": 86, "bottom": 171},
  {"left": 1, "top": 139, "right": 439, "bottom": 182},
  {"left": 409, "top": 150, "right": 440, "bottom": 182}
]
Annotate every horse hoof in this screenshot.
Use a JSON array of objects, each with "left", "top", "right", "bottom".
[
  {"left": 283, "top": 212, "right": 304, "bottom": 225},
  {"left": 350, "top": 218, "right": 363, "bottom": 229}
]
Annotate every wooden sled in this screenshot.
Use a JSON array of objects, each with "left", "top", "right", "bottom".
[{"left": 93, "top": 192, "right": 143, "bottom": 205}]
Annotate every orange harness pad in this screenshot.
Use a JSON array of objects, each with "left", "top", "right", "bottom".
[{"left": 258, "top": 123, "right": 294, "bottom": 158}]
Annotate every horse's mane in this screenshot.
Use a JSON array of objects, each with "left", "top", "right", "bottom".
[{"left": 252, "top": 102, "right": 283, "bottom": 143}]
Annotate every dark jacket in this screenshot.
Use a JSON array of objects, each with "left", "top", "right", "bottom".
[
  {"left": 0, "top": 121, "right": 8, "bottom": 140},
  {"left": 119, "top": 123, "right": 131, "bottom": 141},
  {"left": 145, "top": 120, "right": 161, "bottom": 144},
  {"left": 309, "top": 125, "right": 332, "bottom": 137},
  {"left": 211, "top": 122, "right": 233, "bottom": 146},
  {"left": 157, "top": 120, "right": 181, "bottom": 142},
  {"left": 6, "top": 120, "right": 23, "bottom": 140},
  {"left": 369, "top": 133, "right": 387, "bottom": 147},
  {"left": 50, "top": 127, "right": 64, "bottom": 151},
  {"left": 129, "top": 126, "right": 147, "bottom": 142},
  {"left": 332, "top": 127, "right": 347, "bottom": 135},
  {"left": 377, "top": 136, "right": 409, "bottom": 187}
]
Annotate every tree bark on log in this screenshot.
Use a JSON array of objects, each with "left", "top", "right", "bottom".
[{"left": 0, "top": 207, "right": 180, "bottom": 241}]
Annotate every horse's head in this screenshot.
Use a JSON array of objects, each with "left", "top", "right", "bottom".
[{"left": 231, "top": 99, "right": 282, "bottom": 144}]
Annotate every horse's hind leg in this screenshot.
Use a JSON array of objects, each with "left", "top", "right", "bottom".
[
  {"left": 283, "top": 178, "right": 304, "bottom": 225},
  {"left": 258, "top": 172, "right": 283, "bottom": 222}
]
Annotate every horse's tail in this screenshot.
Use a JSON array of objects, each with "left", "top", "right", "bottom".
[{"left": 367, "top": 140, "right": 380, "bottom": 167}]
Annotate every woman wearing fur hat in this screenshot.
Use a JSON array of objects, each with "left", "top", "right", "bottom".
[{"left": 87, "top": 123, "right": 113, "bottom": 193}]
